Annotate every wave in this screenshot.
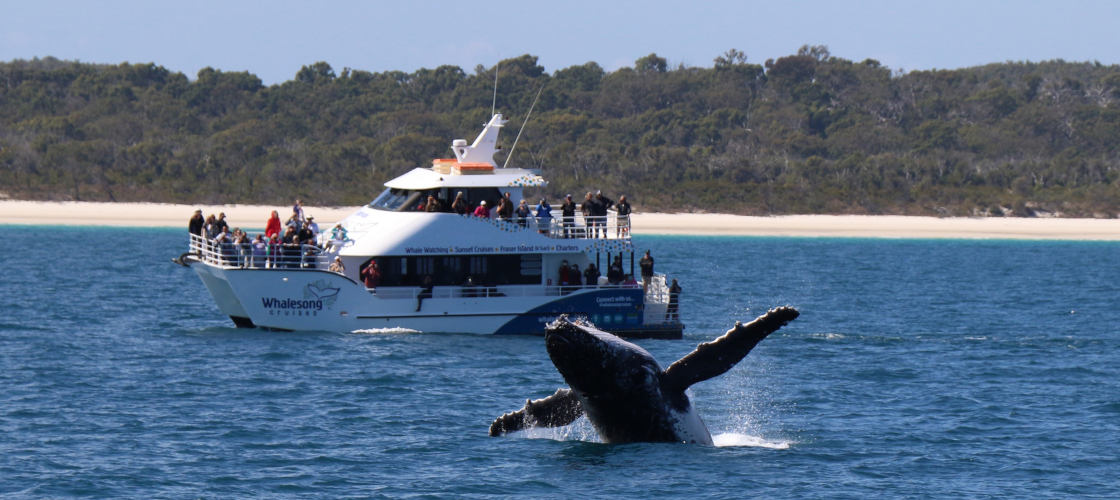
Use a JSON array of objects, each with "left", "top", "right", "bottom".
[{"left": 711, "top": 432, "right": 791, "bottom": 449}]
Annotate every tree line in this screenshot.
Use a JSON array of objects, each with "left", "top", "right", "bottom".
[{"left": 2, "top": 47, "right": 1120, "bottom": 217}]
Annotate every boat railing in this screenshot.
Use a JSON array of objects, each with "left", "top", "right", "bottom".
[
  {"left": 365, "top": 281, "right": 643, "bottom": 299},
  {"left": 474, "top": 214, "right": 631, "bottom": 240},
  {"left": 644, "top": 274, "right": 670, "bottom": 305},
  {"left": 187, "top": 233, "right": 330, "bottom": 270}
]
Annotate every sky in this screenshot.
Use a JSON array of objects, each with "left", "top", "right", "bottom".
[{"left": 3, "top": 0, "right": 1119, "bottom": 85}]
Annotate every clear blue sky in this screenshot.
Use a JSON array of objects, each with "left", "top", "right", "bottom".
[{"left": 4, "top": 0, "right": 1118, "bottom": 85}]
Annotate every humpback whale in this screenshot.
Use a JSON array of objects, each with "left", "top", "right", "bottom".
[{"left": 489, "top": 306, "right": 799, "bottom": 444}]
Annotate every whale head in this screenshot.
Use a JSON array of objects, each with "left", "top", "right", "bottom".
[{"left": 545, "top": 317, "right": 663, "bottom": 401}]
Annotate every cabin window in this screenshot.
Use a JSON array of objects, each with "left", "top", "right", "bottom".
[{"left": 359, "top": 254, "right": 544, "bottom": 287}]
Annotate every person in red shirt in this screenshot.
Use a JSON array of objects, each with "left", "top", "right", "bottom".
[
  {"left": 265, "top": 210, "right": 282, "bottom": 239},
  {"left": 472, "top": 200, "right": 491, "bottom": 218}
]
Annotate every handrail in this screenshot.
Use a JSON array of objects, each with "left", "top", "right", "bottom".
[
  {"left": 473, "top": 214, "right": 631, "bottom": 240},
  {"left": 365, "top": 281, "right": 644, "bottom": 299},
  {"left": 187, "top": 233, "right": 329, "bottom": 270}
]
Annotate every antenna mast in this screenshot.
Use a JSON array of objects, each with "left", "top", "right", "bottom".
[
  {"left": 503, "top": 86, "right": 544, "bottom": 169},
  {"left": 491, "top": 64, "right": 499, "bottom": 117}
]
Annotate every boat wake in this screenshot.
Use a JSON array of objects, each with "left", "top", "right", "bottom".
[{"left": 351, "top": 327, "right": 423, "bottom": 335}]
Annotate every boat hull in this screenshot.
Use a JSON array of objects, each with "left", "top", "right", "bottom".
[{"left": 189, "top": 262, "right": 681, "bottom": 338}]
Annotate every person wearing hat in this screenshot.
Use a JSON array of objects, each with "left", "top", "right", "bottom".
[
  {"left": 473, "top": 199, "right": 491, "bottom": 218},
  {"left": 560, "top": 194, "right": 577, "bottom": 238},
  {"left": 188, "top": 209, "right": 205, "bottom": 237},
  {"left": 306, "top": 215, "right": 320, "bottom": 241}
]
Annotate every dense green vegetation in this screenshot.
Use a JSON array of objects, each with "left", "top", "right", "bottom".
[{"left": 3, "top": 47, "right": 1120, "bottom": 216}]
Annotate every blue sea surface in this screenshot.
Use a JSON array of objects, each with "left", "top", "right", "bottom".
[{"left": 1, "top": 226, "right": 1119, "bottom": 498}]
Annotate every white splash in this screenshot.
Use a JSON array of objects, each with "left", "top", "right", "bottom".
[
  {"left": 711, "top": 432, "right": 791, "bottom": 449},
  {"left": 350, "top": 327, "right": 422, "bottom": 335}
]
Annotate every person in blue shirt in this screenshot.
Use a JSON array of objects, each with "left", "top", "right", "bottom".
[{"left": 535, "top": 198, "right": 553, "bottom": 235}]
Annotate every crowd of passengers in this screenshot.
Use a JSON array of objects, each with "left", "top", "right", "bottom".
[
  {"left": 421, "top": 189, "right": 632, "bottom": 238},
  {"left": 187, "top": 199, "right": 347, "bottom": 268}
]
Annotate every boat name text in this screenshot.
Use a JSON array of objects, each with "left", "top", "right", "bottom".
[
  {"left": 261, "top": 297, "right": 324, "bottom": 311},
  {"left": 405, "top": 244, "right": 581, "bottom": 255}
]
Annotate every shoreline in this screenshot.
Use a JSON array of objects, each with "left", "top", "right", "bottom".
[{"left": 2, "top": 200, "right": 1119, "bottom": 240}]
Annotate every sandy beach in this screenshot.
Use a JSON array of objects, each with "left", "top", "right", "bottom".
[{"left": 2, "top": 200, "right": 1119, "bottom": 240}]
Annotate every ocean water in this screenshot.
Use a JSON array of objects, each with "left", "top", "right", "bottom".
[{"left": 2, "top": 226, "right": 1119, "bottom": 498}]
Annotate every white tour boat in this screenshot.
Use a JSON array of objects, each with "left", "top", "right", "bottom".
[{"left": 176, "top": 114, "right": 683, "bottom": 338}]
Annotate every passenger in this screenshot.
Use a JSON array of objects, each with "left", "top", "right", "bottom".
[
  {"left": 560, "top": 194, "right": 577, "bottom": 238},
  {"left": 281, "top": 226, "right": 299, "bottom": 268},
  {"left": 301, "top": 244, "right": 320, "bottom": 268},
  {"left": 665, "top": 278, "right": 681, "bottom": 321},
  {"left": 473, "top": 200, "right": 491, "bottom": 218},
  {"left": 306, "top": 216, "right": 320, "bottom": 241},
  {"left": 297, "top": 222, "right": 315, "bottom": 245},
  {"left": 251, "top": 234, "right": 267, "bottom": 268},
  {"left": 570, "top": 264, "right": 582, "bottom": 287},
  {"left": 451, "top": 191, "right": 469, "bottom": 215},
  {"left": 215, "top": 212, "right": 230, "bottom": 235},
  {"left": 204, "top": 214, "right": 219, "bottom": 239},
  {"left": 286, "top": 212, "right": 302, "bottom": 233},
  {"left": 558, "top": 260, "right": 570, "bottom": 293},
  {"left": 584, "top": 263, "right": 601, "bottom": 287},
  {"left": 607, "top": 258, "right": 623, "bottom": 285},
  {"left": 361, "top": 260, "right": 381, "bottom": 290},
  {"left": 535, "top": 198, "right": 553, "bottom": 234},
  {"left": 330, "top": 223, "right": 348, "bottom": 242},
  {"left": 214, "top": 226, "right": 233, "bottom": 264},
  {"left": 501, "top": 192, "right": 514, "bottom": 219},
  {"left": 267, "top": 234, "right": 280, "bottom": 268},
  {"left": 232, "top": 228, "right": 249, "bottom": 267},
  {"left": 497, "top": 197, "right": 513, "bottom": 221},
  {"left": 639, "top": 250, "right": 655, "bottom": 293},
  {"left": 265, "top": 210, "right": 282, "bottom": 239},
  {"left": 615, "top": 195, "right": 632, "bottom": 237},
  {"left": 292, "top": 199, "right": 305, "bottom": 224},
  {"left": 188, "top": 209, "right": 204, "bottom": 237},
  {"left": 580, "top": 192, "right": 594, "bottom": 237},
  {"left": 623, "top": 274, "right": 639, "bottom": 287},
  {"left": 515, "top": 199, "right": 531, "bottom": 228},
  {"left": 329, "top": 257, "right": 345, "bottom": 274},
  {"left": 593, "top": 190, "right": 613, "bottom": 238},
  {"left": 425, "top": 195, "right": 441, "bottom": 212},
  {"left": 416, "top": 275, "right": 433, "bottom": 312}
]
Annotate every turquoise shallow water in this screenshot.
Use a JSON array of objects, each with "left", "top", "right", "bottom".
[{"left": 2, "top": 227, "right": 1119, "bottom": 498}]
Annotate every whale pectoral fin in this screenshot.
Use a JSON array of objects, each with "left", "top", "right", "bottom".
[
  {"left": 663, "top": 306, "right": 799, "bottom": 391},
  {"left": 488, "top": 388, "right": 583, "bottom": 437}
]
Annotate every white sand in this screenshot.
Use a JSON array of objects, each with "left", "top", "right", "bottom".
[{"left": 2, "top": 200, "right": 1119, "bottom": 240}]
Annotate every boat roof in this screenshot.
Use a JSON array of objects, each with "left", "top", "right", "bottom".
[
  {"left": 384, "top": 113, "right": 547, "bottom": 190},
  {"left": 385, "top": 167, "right": 546, "bottom": 190}
]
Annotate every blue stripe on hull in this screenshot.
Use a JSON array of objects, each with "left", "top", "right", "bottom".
[{"left": 492, "top": 288, "right": 645, "bottom": 335}]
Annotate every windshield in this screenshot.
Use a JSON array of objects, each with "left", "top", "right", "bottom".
[
  {"left": 369, "top": 188, "right": 414, "bottom": 211},
  {"left": 369, "top": 187, "right": 504, "bottom": 212}
]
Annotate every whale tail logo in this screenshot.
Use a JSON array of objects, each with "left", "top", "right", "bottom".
[{"left": 305, "top": 280, "right": 340, "bottom": 307}]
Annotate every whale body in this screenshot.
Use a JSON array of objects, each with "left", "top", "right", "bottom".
[{"left": 489, "top": 307, "right": 799, "bottom": 444}]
